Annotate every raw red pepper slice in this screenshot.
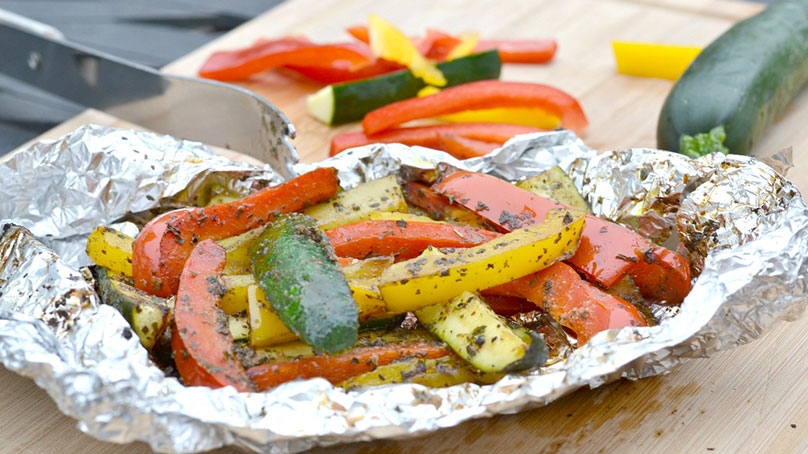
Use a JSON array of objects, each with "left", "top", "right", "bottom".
[
  {"left": 283, "top": 58, "right": 404, "bottom": 84},
  {"left": 247, "top": 342, "right": 451, "bottom": 390},
  {"left": 132, "top": 167, "right": 341, "bottom": 297},
  {"left": 418, "top": 28, "right": 464, "bottom": 60},
  {"left": 171, "top": 239, "right": 255, "bottom": 391},
  {"left": 433, "top": 170, "right": 692, "bottom": 305},
  {"left": 361, "top": 80, "right": 588, "bottom": 137},
  {"left": 346, "top": 24, "right": 371, "bottom": 44},
  {"left": 474, "top": 39, "right": 558, "bottom": 64},
  {"left": 329, "top": 122, "right": 542, "bottom": 156},
  {"left": 325, "top": 218, "right": 501, "bottom": 261},
  {"left": 485, "top": 261, "right": 649, "bottom": 345},
  {"left": 436, "top": 133, "right": 502, "bottom": 159},
  {"left": 199, "top": 39, "right": 372, "bottom": 81}
]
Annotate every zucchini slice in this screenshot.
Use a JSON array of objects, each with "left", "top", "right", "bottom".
[
  {"left": 308, "top": 50, "right": 502, "bottom": 125},
  {"left": 304, "top": 174, "right": 408, "bottom": 230},
  {"left": 516, "top": 166, "right": 590, "bottom": 212},
  {"left": 415, "top": 291, "right": 548, "bottom": 373},
  {"left": 91, "top": 266, "right": 170, "bottom": 350},
  {"left": 249, "top": 213, "right": 358, "bottom": 354}
]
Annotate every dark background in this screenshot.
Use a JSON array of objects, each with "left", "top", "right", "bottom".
[
  {"left": 0, "top": 0, "right": 774, "bottom": 154},
  {"left": 0, "top": 1, "right": 281, "bottom": 153}
]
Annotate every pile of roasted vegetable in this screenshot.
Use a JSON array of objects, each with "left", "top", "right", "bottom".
[
  {"left": 198, "top": 15, "right": 587, "bottom": 160},
  {"left": 86, "top": 163, "right": 693, "bottom": 392}
]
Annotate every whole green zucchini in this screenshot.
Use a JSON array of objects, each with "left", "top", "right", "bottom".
[
  {"left": 249, "top": 213, "right": 358, "bottom": 354},
  {"left": 657, "top": 0, "right": 808, "bottom": 157}
]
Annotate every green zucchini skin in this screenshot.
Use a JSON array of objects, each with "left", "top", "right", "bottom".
[
  {"left": 249, "top": 213, "right": 358, "bottom": 354},
  {"left": 91, "top": 266, "right": 170, "bottom": 350},
  {"left": 326, "top": 50, "right": 501, "bottom": 125},
  {"left": 657, "top": 0, "right": 808, "bottom": 156}
]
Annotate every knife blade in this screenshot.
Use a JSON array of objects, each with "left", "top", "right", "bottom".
[{"left": 0, "top": 9, "right": 298, "bottom": 176}]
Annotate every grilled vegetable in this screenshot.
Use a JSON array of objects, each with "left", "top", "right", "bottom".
[
  {"left": 516, "top": 165, "right": 590, "bottom": 212},
  {"left": 171, "top": 239, "right": 255, "bottom": 391},
  {"left": 308, "top": 50, "right": 501, "bottom": 125},
  {"left": 86, "top": 226, "right": 135, "bottom": 278},
  {"left": 488, "top": 261, "right": 650, "bottom": 345},
  {"left": 303, "top": 174, "right": 407, "bottom": 230},
  {"left": 338, "top": 355, "right": 501, "bottom": 390},
  {"left": 325, "top": 218, "right": 501, "bottom": 261},
  {"left": 433, "top": 169, "right": 692, "bottom": 305},
  {"left": 91, "top": 266, "right": 170, "bottom": 350},
  {"left": 657, "top": 0, "right": 808, "bottom": 156},
  {"left": 378, "top": 207, "right": 585, "bottom": 313},
  {"left": 133, "top": 167, "right": 341, "bottom": 297},
  {"left": 247, "top": 328, "right": 451, "bottom": 390},
  {"left": 249, "top": 213, "right": 358, "bottom": 354},
  {"left": 415, "top": 291, "right": 548, "bottom": 373}
]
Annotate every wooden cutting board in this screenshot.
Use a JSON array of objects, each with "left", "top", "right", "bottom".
[{"left": 4, "top": 1, "right": 808, "bottom": 453}]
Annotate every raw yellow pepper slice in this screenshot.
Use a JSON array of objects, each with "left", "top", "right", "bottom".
[
  {"left": 379, "top": 208, "right": 585, "bottom": 313},
  {"left": 438, "top": 107, "right": 561, "bottom": 130},
  {"left": 445, "top": 33, "right": 479, "bottom": 61},
  {"left": 368, "top": 14, "right": 446, "bottom": 87},
  {"left": 612, "top": 40, "right": 702, "bottom": 81}
]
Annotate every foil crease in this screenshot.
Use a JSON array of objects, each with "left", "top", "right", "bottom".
[{"left": 1, "top": 125, "right": 807, "bottom": 453}]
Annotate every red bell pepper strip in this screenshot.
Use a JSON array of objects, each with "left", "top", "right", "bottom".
[
  {"left": 346, "top": 24, "right": 371, "bottom": 44},
  {"left": 433, "top": 170, "right": 692, "bottom": 305},
  {"left": 402, "top": 181, "right": 496, "bottom": 229},
  {"left": 283, "top": 58, "right": 404, "bottom": 84},
  {"left": 474, "top": 39, "right": 558, "bottom": 64},
  {"left": 485, "top": 261, "right": 649, "bottom": 345},
  {"left": 418, "top": 28, "right": 464, "bottom": 60},
  {"left": 247, "top": 342, "right": 451, "bottom": 390},
  {"left": 436, "top": 134, "right": 502, "bottom": 159},
  {"left": 325, "top": 218, "right": 501, "bottom": 261},
  {"left": 171, "top": 239, "right": 255, "bottom": 391},
  {"left": 481, "top": 294, "right": 538, "bottom": 316},
  {"left": 199, "top": 39, "right": 373, "bottom": 81},
  {"left": 361, "top": 80, "right": 588, "bottom": 137},
  {"left": 132, "top": 167, "right": 341, "bottom": 297},
  {"left": 330, "top": 122, "right": 543, "bottom": 156}
]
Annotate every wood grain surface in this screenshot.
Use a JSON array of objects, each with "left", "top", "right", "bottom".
[{"left": 4, "top": 1, "right": 808, "bottom": 453}]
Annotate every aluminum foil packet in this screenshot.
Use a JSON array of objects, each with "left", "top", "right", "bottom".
[{"left": 1, "top": 124, "right": 807, "bottom": 453}]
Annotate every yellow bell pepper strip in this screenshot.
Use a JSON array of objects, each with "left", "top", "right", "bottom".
[
  {"left": 433, "top": 169, "right": 693, "bottom": 305},
  {"left": 612, "top": 41, "right": 702, "bottom": 81},
  {"left": 378, "top": 207, "right": 585, "bottom": 313},
  {"left": 361, "top": 80, "right": 589, "bottom": 137},
  {"left": 444, "top": 33, "right": 479, "bottom": 60},
  {"left": 85, "top": 225, "right": 135, "bottom": 278},
  {"left": 437, "top": 107, "right": 562, "bottom": 130},
  {"left": 368, "top": 14, "right": 446, "bottom": 87}
]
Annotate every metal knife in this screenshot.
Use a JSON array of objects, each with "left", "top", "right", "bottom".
[{"left": 0, "top": 8, "right": 298, "bottom": 175}]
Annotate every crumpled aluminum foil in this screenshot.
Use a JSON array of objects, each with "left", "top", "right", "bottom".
[{"left": 1, "top": 124, "right": 807, "bottom": 453}]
